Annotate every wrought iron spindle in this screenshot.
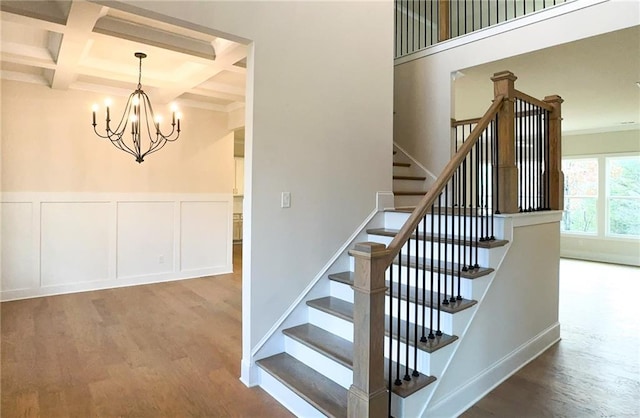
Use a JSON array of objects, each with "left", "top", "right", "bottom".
[
  {"left": 474, "top": 139, "right": 480, "bottom": 268},
  {"left": 388, "top": 262, "right": 394, "bottom": 416},
  {"left": 404, "top": 239, "right": 411, "bottom": 382},
  {"left": 429, "top": 203, "right": 436, "bottom": 340},
  {"left": 443, "top": 184, "right": 449, "bottom": 305},
  {"left": 412, "top": 222, "right": 419, "bottom": 377},
  {"left": 395, "top": 247, "right": 402, "bottom": 386},
  {"left": 436, "top": 196, "right": 442, "bottom": 336},
  {"left": 421, "top": 214, "right": 428, "bottom": 342}
]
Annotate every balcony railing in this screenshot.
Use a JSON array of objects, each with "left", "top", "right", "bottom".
[{"left": 395, "top": 0, "right": 570, "bottom": 58}]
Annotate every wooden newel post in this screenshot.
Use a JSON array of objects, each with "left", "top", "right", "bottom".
[
  {"left": 544, "top": 95, "right": 564, "bottom": 210},
  {"left": 438, "top": 0, "right": 450, "bottom": 42},
  {"left": 347, "top": 242, "right": 389, "bottom": 418},
  {"left": 491, "top": 71, "right": 519, "bottom": 214}
]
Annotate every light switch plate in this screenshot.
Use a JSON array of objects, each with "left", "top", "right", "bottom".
[{"left": 281, "top": 192, "right": 291, "bottom": 208}]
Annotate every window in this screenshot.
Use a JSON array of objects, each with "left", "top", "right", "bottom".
[
  {"left": 562, "top": 158, "right": 598, "bottom": 234},
  {"left": 607, "top": 156, "right": 640, "bottom": 237}
]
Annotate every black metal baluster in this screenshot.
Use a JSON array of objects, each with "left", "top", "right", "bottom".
[
  {"left": 484, "top": 126, "right": 490, "bottom": 239},
  {"left": 421, "top": 214, "right": 428, "bottom": 343},
  {"left": 404, "top": 235, "right": 411, "bottom": 382},
  {"left": 429, "top": 203, "right": 435, "bottom": 340},
  {"left": 388, "top": 263, "right": 394, "bottom": 415},
  {"left": 436, "top": 195, "right": 442, "bottom": 336},
  {"left": 413, "top": 223, "right": 419, "bottom": 377},
  {"left": 470, "top": 0, "right": 474, "bottom": 31},
  {"left": 443, "top": 183, "right": 449, "bottom": 305},
  {"left": 474, "top": 140, "right": 480, "bottom": 269},
  {"left": 395, "top": 247, "right": 402, "bottom": 386},
  {"left": 468, "top": 142, "right": 474, "bottom": 269},
  {"left": 529, "top": 100, "right": 533, "bottom": 211}
]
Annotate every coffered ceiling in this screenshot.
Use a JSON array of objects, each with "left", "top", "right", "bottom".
[{"left": 0, "top": 0, "right": 247, "bottom": 112}]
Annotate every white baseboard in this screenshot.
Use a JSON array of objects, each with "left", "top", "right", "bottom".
[
  {"left": 0, "top": 266, "right": 231, "bottom": 302},
  {"left": 424, "top": 322, "right": 561, "bottom": 417},
  {"left": 240, "top": 358, "right": 260, "bottom": 387}
]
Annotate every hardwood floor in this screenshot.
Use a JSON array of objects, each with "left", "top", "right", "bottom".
[
  {"left": 2, "top": 251, "right": 638, "bottom": 417},
  {"left": 1, "top": 244, "right": 293, "bottom": 418},
  {"left": 463, "top": 258, "right": 640, "bottom": 417}
]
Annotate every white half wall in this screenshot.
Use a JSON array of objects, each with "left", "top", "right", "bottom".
[
  {"left": 424, "top": 212, "right": 563, "bottom": 417},
  {"left": 0, "top": 193, "right": 233, "bottom": 301}
]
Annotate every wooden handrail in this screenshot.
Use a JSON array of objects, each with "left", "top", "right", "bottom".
[
  {"left": 514, "top": 89, "right": 554, "bottom": 112},
  {"left": 383, "top": 95, "right": 505, "bottom": 265},
  {"left": 451, "top": 117, "right": 481, "bottom": 127}
]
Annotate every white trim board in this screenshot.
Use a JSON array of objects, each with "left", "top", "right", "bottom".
[{"left": 1, "top": 192, "right": 233, "bottom": 301}]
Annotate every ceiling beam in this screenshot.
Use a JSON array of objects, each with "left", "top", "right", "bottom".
[
  {"left": 50, "top": 1, "right": 106, "bottom": 90},
  {"left": 152, "top": 43, "right": 247, "bottom": 104}
]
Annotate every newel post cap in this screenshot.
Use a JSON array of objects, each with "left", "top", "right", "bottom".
[
  {"left": 543, "top": 94, "right": 564, "bottom": 104},
  {"left": 348, "top": 242, "right": 389, "bottom": 259},
  {"left": 491, "top": 70, "right": 518, "bottom": 83}
]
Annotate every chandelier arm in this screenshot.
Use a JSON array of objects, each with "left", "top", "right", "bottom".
[
  {"left": 108, "top": 132, "right": 138, "bottom": 157},
  {"left": 141, "top": 137, "right": 170, "bottom": 159}
]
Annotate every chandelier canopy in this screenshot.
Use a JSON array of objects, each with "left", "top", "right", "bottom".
[{"left": 92, "top": 52, "right": 181, "bottom": 163}]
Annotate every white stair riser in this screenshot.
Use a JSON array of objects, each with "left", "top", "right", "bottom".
[
  {"left": 369, "top": 235, "right": 491, "bottom": 267},
  {"left": 308, "top": 307, "right": 354, "bottom": 342},
  {"left": 384, "top": 212, "right": 505, "bottom": 239},
  {"left": 386, "top": 296, "right": 476, "bottom": 336},
  {"left": 284, "top": 336, "right": 353, "bottom": 390},
  {"left": 384, "top": 336, "right": 456, "bottom": 378},
  {"left": 393, "top": 179, "right": 429, "bottom": 192},
  {"left": 257, "top": 369, "right": 327, "bottom": 418},
  {"left": 331, "top": 270, "right": 476, "bottom": 302},
  {"left": 394, "top": 195, "right": 425, "bottom": 208},
  {"left": 330, "top": 280, "right": 354, "bottom": 303}
]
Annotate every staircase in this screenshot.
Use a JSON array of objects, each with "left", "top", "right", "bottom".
[
  {"left": 392, "top": 147, "right": 432, "bottom": 208},
  {"left": 250, "top": 72, "right": 563, "bottom": 417},
  {"left": 256, "top": 209, "right": 508, "bottom": 417}
]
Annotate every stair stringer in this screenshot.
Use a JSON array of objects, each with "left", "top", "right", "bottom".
[
  {"left": 244, "top": 193, "right": 393, "bottom": 387},
  {"left": 416, "top": 211, "right": 563, "bottom": 417}
]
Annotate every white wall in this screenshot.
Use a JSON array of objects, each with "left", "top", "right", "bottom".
[
  {"left": 425, "top": 212, "right": 562, "bottom": 417},
  {"left": 561, "top": 129, "right": 640, "bottom": 266},
  {"left": 394, "top": 0, "right": 640, "bottom": 177},
  {"left": 1, "top": 79, "right": 235, "bottom": 299},
  {"left": 105, "top": 0, "right": 395, "bottom": 383}
]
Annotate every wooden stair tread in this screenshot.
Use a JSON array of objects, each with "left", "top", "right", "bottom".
[
  {"left": 282, "top": 323, "right": 436, "bottom": 398},
  {"left": 307, "top": 296, "right": 458, "bottom": 353},
  {"left": 393, "top": 175, "right": 427, "bottom": 181},
  {"left": 256, "top": 352, "right": 348, "bottom": 418},
  {"left": 394, "top": 191, "right": 427, "bottom": 196},
  {"left": 284, "top": 323, "right": 352, "bottom": 369},
  {"left": 393, "top": 162, "right": 411, "bottom": 167},
  {"left": 366, "top": 228, "right": 509, "bottom": 249},
  {"left": 392, "top": 255, "right": 494, "bottom": 280},
  {"left": 327, "top": 273, "right": 478, "bottom": 313}
]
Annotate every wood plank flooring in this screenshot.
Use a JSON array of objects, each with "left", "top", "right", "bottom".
[
  {"left": 2, "top": 250, "right": 639, "bottom": 417},
  {"left": 1, "top": 245, "right": 293, "bottom": 418},
  {"left": 463, "top": 259, "right": 640, "bottom": 417}
]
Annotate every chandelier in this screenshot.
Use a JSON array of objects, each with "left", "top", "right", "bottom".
[{"left": 91, "top": 52, "right": 181, "bottom": 163}]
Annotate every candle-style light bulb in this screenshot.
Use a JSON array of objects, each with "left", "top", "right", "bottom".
[
  {"left": 154, "top": 115, "right": 162, "bottom": 133},
  {"left": 92, "top": 104, "right": 98, "bottom": 125},
  {"left": 104, "top": 98, "right": 111, "bottom": 123}
]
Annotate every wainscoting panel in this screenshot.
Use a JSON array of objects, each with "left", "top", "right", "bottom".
[
  {"left": 1, "top": 202, "right": 36, "bottom": 291},
  {"left": 41, "top": 202, "right": 111, "bottom": 287},
  {"left": 180, "top": 201, "right": 231, "bottom": 272},
  {"left": 117, "top": 202, "right": 175, "bottom": 279},
  {"left": 0, "top": 193, "right": 233, "bottom": 301}
]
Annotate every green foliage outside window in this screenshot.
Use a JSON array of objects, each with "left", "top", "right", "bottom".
[
  {"left": 562, "top": 159, "right": 598, "bottom": 234},
  {"left": 607, "top": 157, "right": 640, "bottom": 237}
]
